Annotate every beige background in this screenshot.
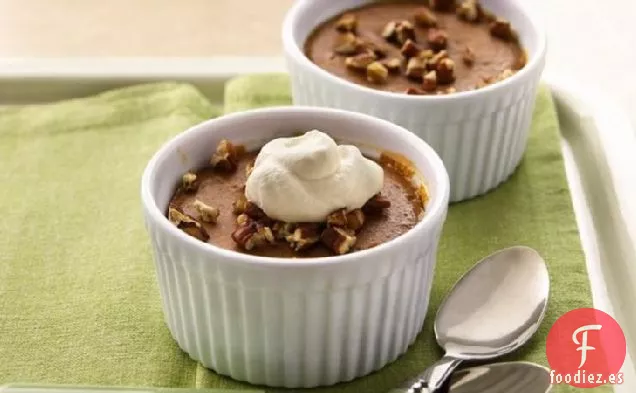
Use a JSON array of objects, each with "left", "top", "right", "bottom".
[{"left": 0, "top": 0, "right": 635, "bottom": 124}]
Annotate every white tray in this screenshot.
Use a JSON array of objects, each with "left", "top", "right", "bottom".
[{"left": 1, "top": 57, "right": 635, "bottom": 392}]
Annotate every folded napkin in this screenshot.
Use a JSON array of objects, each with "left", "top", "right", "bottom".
[{"left": 0, "top": 77, "right": 610, "bottom": 393}]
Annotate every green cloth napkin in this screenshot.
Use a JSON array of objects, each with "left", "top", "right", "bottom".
[{"left": 0, "top": 76, "right": 610, "bottom": 393}]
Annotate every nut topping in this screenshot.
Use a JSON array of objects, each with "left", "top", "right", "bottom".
[
  {"left": 366, "top": 62, "right": 389, "bottom": 84},
  {"left": 490, "top": 18, "right": 514, "bottom": 41},
  {"left": 193, "top": 199, "right": 219, "bottom": 223},
  {"left": 245, "top": 160, "right": 255, "bottom": 177},
  {"left": 383, "top": 21, "right": 415, "bottom": 45},
  {"left": 285, "top": 223, "right": 321, "bottom": 251},
  {"left": 382, "top": 58, "right": 402, "bottom": 73},
  {"left": 462, "top": 46, "right": 476, "bottom": 66},
  {"left": 232, "top": 194, "right": 249, "bottom": 214},
  {"left": 236, "top": 213, "right": 250, "bottom": 226},
  {"left": 346, "top": 209, "right": 366, "bottom": 232},
  {"left": 326, "top": 208, "right": 366, "bottom": 232},
  {"left": 321, "top": 226, "right": 357, "bottom": 255},
  {"left": 182, "top": 172, "right": 197, "bottom": 191},
  {"left": 334, "top": 32, "right": 363, "bottom": 55},
  {"left": 362, "top": 194, "right": 392, "bottom": 214},
  {"left": 345, "top": 52, "right": 376, "bottom": 70},
  {"left": 414, "top": 8, "right": 437, "bottom": 27},
  {"left": 210, "top": 139, "right": 239, "bottom": 172},
  {"left": 400, "top": 39, "right": 421, "bottom": 58},
  {"left": 326, "top": 209, "right": 348, "bottom": 227},
  {"left": 405, "top": 57, "right": 426, "bottom": 80},
  {"left": 335, "top": 13, "right": 357, "bottom": 32},
  {"left": 272, "top": 221, "right": 296, "bottom": 240},
  {"left": 457, "top": 0, "right": 480, "bottom": 22},
  {"left": 231, "top": 221, "right": 274, "bottom": 251},
  {"left": 427, "top": 29, "right": 448, "bottom": 51},
  {"left": 168, "top": 207, "right": 209, "bottom": 242},
  {"left": 418, "top": 49, "right": 435, "bottom": 61},
  {"left": 436, "top": 58, "right": 456, "bottom": 84},
  {"left": 426, "top": 50, "right": 448, "bottom": 70},
  {"left": 422, "top": 70, "right": 438, "bottom": 92},
  {"left": 244, "top": 201, "right": 265, "bottom": 219},
  {"left": 381, "top": 21, "right": 398, "bottom": 41}
]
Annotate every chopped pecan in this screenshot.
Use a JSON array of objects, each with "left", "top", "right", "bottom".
[
  {"left": 396, "top": 21, "right": 416, "bottom": 44},
  {"left": 236, "top": 213, "right": 250, "bottom": 226},
  {"left": 366, "top": 62, "right": 389, "bottom": 84},
  {"left": 400, "top": 39, "right": 421, "bottom": 58},
  {"left": 193, "top": 199, "right": 219, "bottom": 223},
  {"left": 426, "top": 50, "right": 448, "bottom": 70},
  {"left": 405, "top": 57, "right": 426, "bottom": 80},
  {"left": 168, "top": 207, "right": 209, "bottom": 241},
  {"left": 436, "top": 58, "right": 456, "bottom": 84},
  {"left": 245, "top": 160, "right": 255, "bottom": 177},
  {"left": 362, "top": 194, "right": 392, "bottom": 214},
  {"left": 335, "top": 13, "right": 357, "bottom": 32},
  {"left": 490, "top": 18, "right": 514, "bottom": 41},
  {"left": 405, "top": 87, "right": 424, "bottom": 95},
  {"left": 462, "top": 46, "right": 476, "bottom": 66},
  {"left": 326, "top": 208, "right": 348, "bottom": 227},
  {"left": 181, "top": 172, "right": 197, "bottom": 191},
  {"left": 244, "top": 201, "right": 265, "bottom": 219},
  {"left": 232, "top": 194, "right": 249, "bottom": 214},
  {"left": 210, "top": 139, "right": 239, "bottom": 172},
  {"left": 334, "top": 32, "right": 363, "bottom": 55},
  {"left": 414, "top": 7, "right": 437, "bottom": 27},
  {"left": 418, "top": 49, "right": 435, "bottom": 61},
  {"left": 382, "top": 57, "right": 402, "bottom": 73},
  {"left": 457, "top": 0, "right": 480, "bottom": 22},
  {"left": 362, "top": 42, "right": 388, "bottom": 59},
  {"left": 430, "top": 0, "right": 455, "bottom": 12},
  {"left": 285, "top": 223, "right": 321, "bottom": 251},
  {"left": 422, "top": 70, "right": 438, "bottom": 92},
  {"left": 231, "top": 221, "right": 274, "bottom": 251},
  {"left": 345, "top": 52, "right": 376, "bottom": 70},
  {"left": 346, "top": 209, "right": 366, "bottom": 232},
  {"left": 427, "top": 28, "right": 448, "bottom": 51},
  {"left": 272, "top": 221, "right": 296, "bottom": 240},
  {"left": 381, "top": 21, "right": 398, "bottom": 41},
  {"left": 321, "top": 226, "right": 357, "bottom": 255}
]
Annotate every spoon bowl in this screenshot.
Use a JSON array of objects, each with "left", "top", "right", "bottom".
[
  {"left": 406, "top": 246, "right": 550, "bottom": 392},
  {"left": 448, "top": 362, "right": 552, "bottom": 393}
]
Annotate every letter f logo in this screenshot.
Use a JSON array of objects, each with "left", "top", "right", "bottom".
[{"left": 572, "top": 324, "right": 602, "bottom": 368}]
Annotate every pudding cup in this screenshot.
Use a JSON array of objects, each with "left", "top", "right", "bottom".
[
  {"left": 141, "top": 107, "right": 449, "bottom": 387},
  {"left": 283, "top": 0, "right": 547, "bottom": 202}
]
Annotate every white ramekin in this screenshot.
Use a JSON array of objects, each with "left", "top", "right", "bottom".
[
  {"left": 283, "top": 0, "right": 547, "bottom": 202},
  {"left": 141, "top": 107, "right": 449, "bottom": 388}
]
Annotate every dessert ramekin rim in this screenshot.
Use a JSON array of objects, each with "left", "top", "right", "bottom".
[
  {"left": 281, "top": 0, "right": 547, "bottom": 101},
  {"left": 141, "top": 106, "right": 450, "bottom": 268}
]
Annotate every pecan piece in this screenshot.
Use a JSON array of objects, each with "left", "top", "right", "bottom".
[
  {"left": 345, "top": 52, "right": 376, "bottom": 70},
  {"left": 236, "top": 213, "right": 250, "bottom": 226},
  {"left": 210, "top": 139, "right": 239, "bottom": 172},
  {"left": 346, "top": 209, "right": 366, "bottom": 232},
  {"left": 396, "top": 21, "right": 416, "bottom": 44},
  {"left": 382, "top": 57, "right": 402, "bottom": 73},
  {"left": 181, "top": 172, "right": 197, "bottom": 191},
  {"left": 366, "top": 62, "right": 389, "bottom": 84},
  {"left": 381, "top": 21, "right": 398, "bottom": 41},
  {"left": 490, "top": 18, "right": 514, "bottom": 41},
  {"left": 422, "top": 70, "right": 438, "bottom": 92},
  {"left": 232, "top": 194, "right": 249, "bottom": 214},
  {"left": 400, "top": 39, "right": 421, "bottom": 58},
  {"left": 427, "top": 28, "right": 448, "bottom": 51},
  {"left": 334, "top": 32, "right": 363, "bottom": 55},
  {"left": 245, "top": 160, "right": 255, "bottom": 177},
  {"left": 244, "top": 201, "right": 265, "bottom": 219},
  {"left": 362, "top": 194, "right": 392, "bottom": 214},
  {"left": 426, "top": 50, "right": 448, "bottom": 70},
  {"left": 326, "top": 208, "right": 348, "bottom": 227},
  {"left": 414, "top": 7, "right": 437, "bottom": 27},
  {"left": 457, "top": 0, "right": 480, "bottom": 22},
  {"left": 231, "top": 221, "right": 274, "bottom": 251},
  {"left": 405, "top": 57, "right": 426, "bottom": 80},
  {"left": 436, "top": 58, "right": 456, "bottom": 84},
  {"left": 193, "top": 199, "right": 219, "bottom": 223},
  {"left": 321, "top": 226, "right": 357, "bottom": 255},
  {"left": 168, "top": 207, "right": 209, "bottom": 241},
  {"left": 285, "top": 223, "right": 321, "bottom": 251},
  {"left": 418, "top": 49, "right": 435, "bottom": 61},
  {"left": 273, "top": 221, "right": 296, "bottom": 240},
  {"left": 335, "top": 13, "right": 357, "bottom": 32},
  {"left": 462, "top": 46, "right": 476, "bottom": 66}
]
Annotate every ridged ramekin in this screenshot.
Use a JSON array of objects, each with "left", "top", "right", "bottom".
[
  {"left": 283, "top": 0, "right": 546, "bottom": 202},
  {"left": 141, "top": 107, "right": 449, "bottom": 388}
]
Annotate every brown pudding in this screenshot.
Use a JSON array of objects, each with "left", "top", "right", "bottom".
[
  {"left": 304, "top": 0, "right": 526, "bottom": 94},
  {"left": 167, "top": 136, "right": 427, "bottom": 258}
]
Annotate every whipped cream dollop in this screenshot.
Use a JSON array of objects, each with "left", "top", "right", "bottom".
[{"left": 245, "top": 130, "right": 384, "bottom": 223}]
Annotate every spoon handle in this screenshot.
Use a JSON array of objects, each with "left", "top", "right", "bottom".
[{"left": 406, "top": 355, "right": 462, "bottom": 393}]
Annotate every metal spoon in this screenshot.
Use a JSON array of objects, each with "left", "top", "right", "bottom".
[
  {"left": 405, "top": 246, "right": 550, "bottom": 393},
  {"left": 448, "top": 362, "right": 552, "bottom": 393}
]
